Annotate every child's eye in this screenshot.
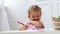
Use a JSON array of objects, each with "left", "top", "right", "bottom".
[
  {"left": 37, "top": 15, "right": 39, "bottom": 17},
  {"left": 32, "top": 16, "right": 35, "bottom": 18}
]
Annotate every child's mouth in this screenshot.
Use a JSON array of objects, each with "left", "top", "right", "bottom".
[{"left": 32, "top": 19, "right": 40, "bottom": 21}]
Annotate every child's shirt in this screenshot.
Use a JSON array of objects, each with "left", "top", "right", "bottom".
[{"left": 26, "top": 23, "right": 43, "bottom": 30}]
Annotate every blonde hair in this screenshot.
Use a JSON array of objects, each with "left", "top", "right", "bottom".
[{"left": 28, "top": 5, "right": 42, "bottom": 16}]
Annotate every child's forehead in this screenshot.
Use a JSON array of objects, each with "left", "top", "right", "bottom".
[
  {"left": 30, "top": 11, "right": 41, "bottom": 15},
  {"left": 30, "top": 10, "right": 41, "bottom": 13}
]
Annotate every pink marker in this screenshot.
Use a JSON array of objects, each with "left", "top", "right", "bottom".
[{"left": 17, "top": 21, "right": 24, "bottom": 25}]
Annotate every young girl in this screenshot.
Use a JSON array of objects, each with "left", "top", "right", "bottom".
[{"left": 18, "top": 5, "right": 44, "bottom": 30}]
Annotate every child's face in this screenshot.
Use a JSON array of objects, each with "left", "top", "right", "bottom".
[{"left": 28, "top": 11, "right": 41, "bottom": 21}]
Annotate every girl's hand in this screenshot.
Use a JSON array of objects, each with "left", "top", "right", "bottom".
[
  {"left": 30, "top": 21, "right": 44, "bottom": 29},
  {"left": 18, "top": 25, "right": 28, "bottom": 30}
]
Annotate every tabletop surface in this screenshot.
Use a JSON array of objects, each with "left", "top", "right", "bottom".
[{"left": 0, "top": 28, "right": 60, "bottom": 34}]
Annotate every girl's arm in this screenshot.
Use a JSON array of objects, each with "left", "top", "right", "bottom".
[{"left": 36, "top": 22, "right": 44, "bottom": 29}]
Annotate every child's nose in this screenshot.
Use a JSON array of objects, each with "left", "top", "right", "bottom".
[{"left": 35, "top": 16, "right": 37, "bottom": 18}]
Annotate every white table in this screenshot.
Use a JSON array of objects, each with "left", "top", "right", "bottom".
[{"left": 0, "top": 29, "right": 60, "bottom": 34}]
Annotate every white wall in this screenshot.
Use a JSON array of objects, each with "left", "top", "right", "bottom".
[
  {"left": 0, "top": 0, "right": 10, "bottom": 31},
  {"left": 0, "top": 0, "right": 3, "bottom": 31}
]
